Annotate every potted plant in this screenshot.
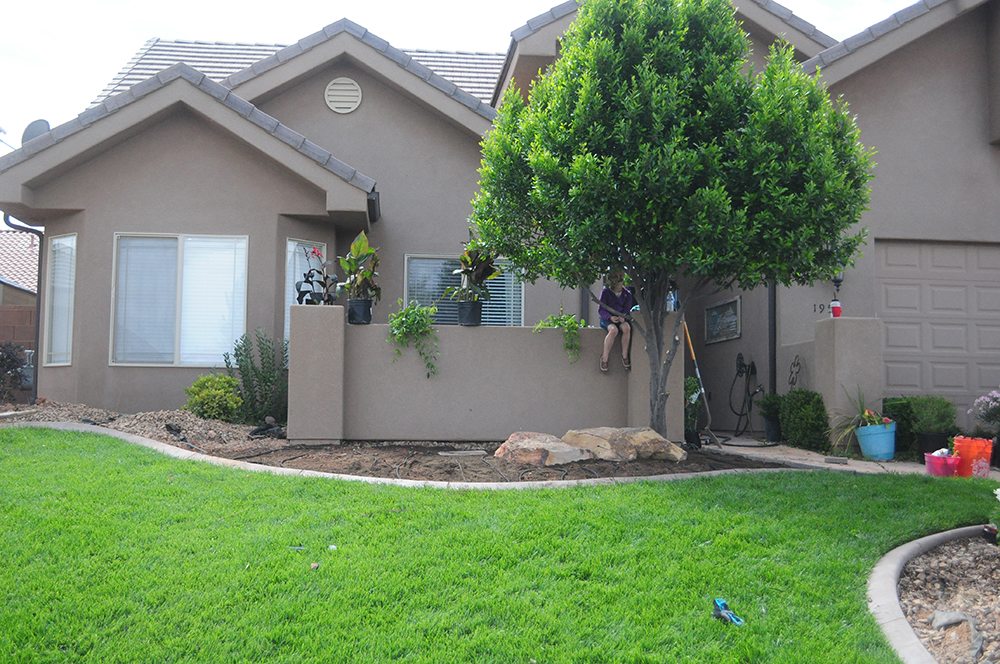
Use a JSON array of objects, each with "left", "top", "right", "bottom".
[
  {"left": 337, "top": 231, "right": 381, "bottom": 324},
  {"left": 968, "top": 385, "right": 1000, "bottom": 468},
  {"left": 295, "top": 246, "right": 338, "bottom": 305},
  {"left": 831, "top": 387, "right": 895, "bottom": 461},
  {"left": 909, "top": 395, "right": 958, "bottom": 455},
  {"left": 444, "top": 240, "right": 500, "bottom": 326},
  {"left": 758, "top": 393, "right": 783, "bottom": 443},
  {"left": 684, "top": 376, "right": 701, "bottom": 447}
]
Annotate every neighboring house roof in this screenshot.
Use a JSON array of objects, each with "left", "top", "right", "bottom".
[
  {"left": 98, "top": 38, "right": 505, "bottom": 106},
  {"left": 802, "top": 0, "right": 989, "bottom": 85},
  {"left": 0, "top": 63, "right": 378, "bottom": 223},
  {"left": 491, "top": 0, "right": 838, "bottom": 105},
  {"left": 0, "top": 230, "right": 39, "bottom": 294}
]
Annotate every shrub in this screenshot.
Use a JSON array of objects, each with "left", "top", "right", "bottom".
[
  {"left": 387, "top": 299, "right": 438, "bottom": 378},
  {"left": 779, "top": 389, "right": 829, "bottom": 452},
  {"left": 184, "top": 374, "right": 243, "bottom": 422},
  {"left": 684, "top": 376, "right": 701, "bottom": 433},
  {"left": 533, "top": 310, "right": 587, "bottom": 363},
  {"left": 0, "top": 342, "right": 25, "bottom": 403},
  {"left": 758, "top": 393, "right": 783, "bottom": 420},
  {"left": 909, "top": 395, "right": 958, "bottom": 434},
  {"left": 225, "top": 329, "right": 289, "bottom": 425},
  {"left": 882, "top": 397, "right": 916, "bottom": 458}
]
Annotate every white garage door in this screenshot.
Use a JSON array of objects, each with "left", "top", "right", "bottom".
[{"left": 876, "top": 240, "right": 1000, "bottom": 428}]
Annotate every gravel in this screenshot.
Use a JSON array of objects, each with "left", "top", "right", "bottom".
[{"left": 898, "top": 536, "right": 1000, "bottom": 663}]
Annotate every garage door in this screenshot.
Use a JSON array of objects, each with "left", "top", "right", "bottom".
[{"left": 876, "top": 240, "right": 1000, "bottom": 428}]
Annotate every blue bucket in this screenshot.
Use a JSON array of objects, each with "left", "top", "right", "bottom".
[{"left": 856, "top": 422, "right": 896, "bottom": 461}]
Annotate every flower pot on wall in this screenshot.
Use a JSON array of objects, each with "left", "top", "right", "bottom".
[
  {"left": 347, "top": 298, "right": 373, "bottom": 325},
  {"left": 855, "top": 422, "right": 895, "bottom": 461},
  {"left": 457, "top": 301, "right": 482, "bottom": 327}
]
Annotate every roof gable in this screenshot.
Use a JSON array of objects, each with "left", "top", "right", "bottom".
[
  {"left": 802, "top": 0, "right": 989, "bottom": 85},
  {"left": 0, "top": 64, "right": 377, "bottom": 224},
  {"left": 220, "top": 19, "right": 495, "bottom": 136}
]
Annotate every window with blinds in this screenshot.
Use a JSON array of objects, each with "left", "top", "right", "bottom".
[
  {"left": 44, "top": 234, "right": 77, "bottom": 365},
  {"left": 112, "top": 234, "right": 247, "bottom": 365},
  {"left": 285, "top": 239, "right": 327, "bottom": 339},
  {"left": 404, "top": 256, "right": 523, "bottom": 326}
]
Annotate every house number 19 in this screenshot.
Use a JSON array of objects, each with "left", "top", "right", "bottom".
[{"left": 813, "top": 303, "right": 828, "bottom": 314}]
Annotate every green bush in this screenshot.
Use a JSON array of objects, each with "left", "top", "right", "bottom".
[
  {"left": 184, "top": 374, "right": 243, "bottom": 422},
  {"left": 779, "top": 389, "right": 829, "bottom": 452},
  {"left": 0, "top": 342, "right": 25, "bottom": 403},
  {"left": 882, "top": 397, "right": 916, "bottom": 459},
  {"left": 908, "top": 395, "right": 958, "bottom": 434},
  {"left": 387, "top": 299, "right": 439, "bottom": 378},
  {"left": 224, "top": 329, "right": 288, "bottom": 425},
  {"left": 758, "top": 393, "right": 783, "bottom": 420}
]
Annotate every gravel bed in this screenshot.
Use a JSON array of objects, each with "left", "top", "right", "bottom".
[{"left": 898, "top": 536, "right": 1000, "bottom": 663}]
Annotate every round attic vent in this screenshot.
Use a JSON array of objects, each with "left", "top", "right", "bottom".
[{"left": 324, "top": 77, "right": 362, "bottom": 114}]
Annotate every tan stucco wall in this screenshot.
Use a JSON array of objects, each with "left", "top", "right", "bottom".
[
  {"left": 288, "top": 305, "right": 683, "bottom": 443},
  {"left": 31, "top": 109, "right": 340, "bottom": 412}
]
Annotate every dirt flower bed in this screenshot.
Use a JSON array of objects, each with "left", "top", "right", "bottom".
[{"left": 0, "top": 401, "right": 785, "bottom": 482}]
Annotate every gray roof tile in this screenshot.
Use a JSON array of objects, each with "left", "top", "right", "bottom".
[
  {"left": 842, "top": 29, "right": 875, "bottom": 53},
  {"left": 1, "top": 63, "right": 376, "bottom": 194}
]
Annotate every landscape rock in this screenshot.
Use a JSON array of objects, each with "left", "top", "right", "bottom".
[
  {"left": 562, "top": 427, "right": 686, "bottom": 462},
  {"left": 494, "top": 432, "right": 594, "bottom": 466}
]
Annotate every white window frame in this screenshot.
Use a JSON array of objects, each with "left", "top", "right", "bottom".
[
  {"left": 42, "top": 233, "right": 77, "bottom": 367},
  {"left": 285, "top": 237, "right": 328, "bottom": 340},
  {"left": 403, "top": 254, "right": 524, "bottom": 326},
  {"left": 108, "top": 232, "right": 249, "bottom": 367}
]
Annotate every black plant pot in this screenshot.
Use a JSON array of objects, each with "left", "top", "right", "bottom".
[
  {"left": 457, "top": 300, "right": 482, "bottom": 327},
  {"left": 763, "top": 415, "right": 782, "bottom": 443},
  {"left": 916, "top": 431, "right": 951, "bottom": 455},
  {"left": 347, "top": 298, "right": 373, "bottom": 325}
]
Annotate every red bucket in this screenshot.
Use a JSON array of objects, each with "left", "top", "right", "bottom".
[
  {"left": 924, "top": 453, "right": 960, "bottom": 477},
  {"left": 953, "top": 436, "right": 993, "bottom": 478}
]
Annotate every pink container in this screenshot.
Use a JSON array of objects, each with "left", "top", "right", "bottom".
[{"left": 924, "top": 453, "right": 960, "bottom": 477}]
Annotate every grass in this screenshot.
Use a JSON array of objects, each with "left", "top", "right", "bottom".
[{"left": 1, "top": 428, "right": 996, "bottom": 663}]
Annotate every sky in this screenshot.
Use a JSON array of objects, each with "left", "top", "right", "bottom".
[{"left": 0, "top": 0, "right": 915, "bottom": 155}]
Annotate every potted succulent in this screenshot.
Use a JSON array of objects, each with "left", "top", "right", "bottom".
[
  {"left": 295, "top": 246, "right": 338, "bottom": 305},
  {"left": 337, "top": 231, "right": 381, "bottom": 325},
  {"left": 444, "top": 240, "right": 500, "bottom": 326},
  {"left": 757, "top": 393, "right": 783, "bottom": 443},
  {"left": 909, "top": 395, "right": 958, "bottom": 455},
  {"left": 832, "top": 387, "right": 896, "bottom": 461}
]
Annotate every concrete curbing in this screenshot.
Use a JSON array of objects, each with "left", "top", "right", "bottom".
[
  {"left": 867, "top": 525, "right": 985, "bottom": 663},
  {"left": 0, "top": 421, "right": 807, "bottom": 490}
]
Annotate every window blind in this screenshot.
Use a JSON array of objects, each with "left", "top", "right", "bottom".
[
  {"left": 45, "top": 235, "right": 76, "bottom": 365},
  {"left": 405, "top": 256, "right": 523, "bottom": 326},
  {"left": 114, "top": 236, "right": 178, "bottom": 364},
  {"left": 180, "top": 236, "right": 247, "bottom": 364}
]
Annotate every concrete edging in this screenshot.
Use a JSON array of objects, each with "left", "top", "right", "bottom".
[
  {"left": 867, "top": 525, "right": 985, "bottom": 663},
  {"left": 0, "top": 421, "right": 810, "bottom": 490}
]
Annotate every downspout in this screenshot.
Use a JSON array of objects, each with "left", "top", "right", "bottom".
[{"left": 3, "top": 213, "right": 43, "bottom": 403}]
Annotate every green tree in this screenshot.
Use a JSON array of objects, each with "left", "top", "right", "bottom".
[{"left": 471, "top": 0, "right": 872, "bottom": 435}]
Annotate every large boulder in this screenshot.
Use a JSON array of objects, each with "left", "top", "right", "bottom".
[
  {"left": 494, "top": 432, "right": 595, "bottom": 466},
  {"left": 562, "top": 427, "right": 686, "bottom": 462}
]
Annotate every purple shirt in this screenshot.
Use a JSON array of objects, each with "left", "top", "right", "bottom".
[{"left": 599, "top": 287, "right": 635, "bottom": 324}]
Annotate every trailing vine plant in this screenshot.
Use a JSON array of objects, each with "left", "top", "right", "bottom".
[
  {"left": 533, "top": 310, "right": 587, "bottom": 363},
  {"left": 387, "top": 299, "right": 439, "bottom": 378}
]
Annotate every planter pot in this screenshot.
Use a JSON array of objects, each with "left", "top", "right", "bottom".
[
  {"left": 855, "top": 422, "right": 896, "bottom": 461},
  {"left": 457, "top": 300, "right": 482, "bottom": 327},
  {"left": 924, "top": 453, "right": 960, "bottom": 477},
  {"left": 347, "top": 298, "right": 373, "bottom": 325},
  {"left": 916, "top": 431, "right": 951, "bottom": 455},
  {"left": 953, "top": 436, "right": 993, "bottom": 478},
  {"left": 762, "top": 415, "right": 782, "bottom": 443}
]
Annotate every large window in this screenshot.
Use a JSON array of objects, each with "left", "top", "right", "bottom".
[
  {"left": 285, "top": 239, "right": 327, "bottom": 339},
  {"left": 405, "top": 255, "right": 523, "bottom": 326},
  {"left": 112, "top": 234, "right": 247, "bottom": 365},
  {"left": 44, "top": 234, "right": 77, "bottom": 365}
]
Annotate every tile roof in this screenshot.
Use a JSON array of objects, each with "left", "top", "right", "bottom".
[
  {"left": 98, "top": 37, "right": 505, "bottom": 106},
  {"left": 508, "top": 0, "right": 836, "bottom": 48},
  {"left": 0, "top": 63, "right": 377, "bottom": 194},
  {"left": 0, "top": 230, "right": 39, "bottom": 293},
  {"left": 801, "top": 0, "right": 976, "bottom": 76}
]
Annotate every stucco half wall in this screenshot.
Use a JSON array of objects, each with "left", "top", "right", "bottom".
[{"left": 288, "top": 305, "right": 684, "bottom": 443}]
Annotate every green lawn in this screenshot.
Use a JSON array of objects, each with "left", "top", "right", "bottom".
[{"left": 1, "top": 428, "right": 995, "bottom": 663}]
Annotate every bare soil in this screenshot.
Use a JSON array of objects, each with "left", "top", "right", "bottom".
[{"left": 0, "top": 401, "right": 784, "bottom": 482}]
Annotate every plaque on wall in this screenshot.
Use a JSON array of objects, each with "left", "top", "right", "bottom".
[{"left": 705, "top": 296, "right": 741, "bottom": 344}]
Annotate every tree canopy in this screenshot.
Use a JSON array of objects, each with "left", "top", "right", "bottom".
[{"left": 471, "top": 0, "right": 873, "bottom": 434}]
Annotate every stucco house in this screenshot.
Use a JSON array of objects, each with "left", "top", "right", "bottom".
[{"left": 1, "top": 0, "right": 995, "bottom": 435}]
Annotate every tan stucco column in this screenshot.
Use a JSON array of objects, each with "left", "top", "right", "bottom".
[
  {"left": 813, "top": 317, "right": 884, "bottom": 418},
  {"left": 287, "top": 305, "right": 345, "bottom": 443}
]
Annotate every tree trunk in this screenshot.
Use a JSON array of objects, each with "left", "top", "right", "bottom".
[{"left": 633, "top": 279, "right": 686, "bottom": 438}]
